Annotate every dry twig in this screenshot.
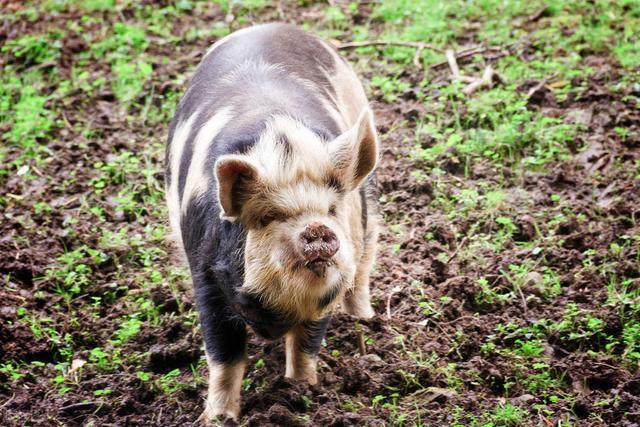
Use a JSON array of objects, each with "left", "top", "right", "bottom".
[
  {"left": 516, "top": 283, "right": 529, "bottom": 317},
  {"left": 429, "top": 45, "right": 489, "bottom": 70},
  {"left": 525, "top": 75, "right": 557, "bottom": 99},
  {"left": 441, "top": 315, "right": 478, "bottom": 325},
  {"left": 357, "top": 330, "right": 366, "bottom": 356},
  {"left": 337, "top": 39, "right": 443, "bottom": 52},
  {"left": 59, "top": 401, "right": 101, "bottom": 414},
  {"left": 412, "top": 44, "right": 424, "bottom": 68},
  {"left": 386, "top": 285, "right": 402, "bottom": 320},
  {"left": 445, "top": 48, "right": 501, "bottom": 96},
  {"left": 0, "top": 394, "right": 15, "bottom": 409},
  {"left": 336, "top": 39, "right": 511, "bottom": 75},
  {"left": 337, "top": 40, "right": 444, "bottom": 69},
  {"left": 276, "top": 0, "right": 285, "bottom": 20},
  {"left": 462, "top": 64, "right": 497, "bottom": 95},
  {"left": 446, "top": 235, "right": 469, "bottom": 263},
  {"left": 446, "top": 48, "right": 476, "bottom": 82},
  {"left": 446, "top": 49, "right": 461, "bottom": 78},
  {"left": 527, "top": 7, "right": 549, "bottom": 23},
  {"left": 337, "top": 38, "right": 507, "bottom": 90}
]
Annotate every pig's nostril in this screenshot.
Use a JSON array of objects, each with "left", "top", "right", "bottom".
[{"left": 300, "top": 223, "right": 339, "bottom": 261}]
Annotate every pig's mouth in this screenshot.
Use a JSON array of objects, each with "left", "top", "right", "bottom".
[{"left": 304, "top": 257, "right": 335, "bottom": 277}]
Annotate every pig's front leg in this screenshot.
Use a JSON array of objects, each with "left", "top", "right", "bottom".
[
  {"left": 202, "top": 356, "right": 246, "bottom": 422},
  {"left": 195, "top": 283, "right": 247, "bottom": 422},
  {"left": 284, "top": 317, "right": 330, "bottom": 384},
  {"left": 343, "top": 272, "right": 375, "bottom": 319},
  {"left": 343, "top": 223, "right": 378, "bottom": 319}
]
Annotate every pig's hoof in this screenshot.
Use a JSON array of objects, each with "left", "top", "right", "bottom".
[
  {"left": 343, "top": 301, "right": 375, "bottom": 319},
  {"left": 198, "top": 403, "right": 239, "bottom": 426}
]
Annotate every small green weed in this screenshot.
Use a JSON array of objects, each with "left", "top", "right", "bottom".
[
  {"left": 112, "top": 61, "right": 153, "bottom": 103},
  {"left": 485, "top": 403, "right": 527, "bottom": 426}
]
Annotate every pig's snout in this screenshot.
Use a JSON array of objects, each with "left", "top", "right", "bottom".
[{"left": 300, "top": 222, "right": 339, "bottom": 261}]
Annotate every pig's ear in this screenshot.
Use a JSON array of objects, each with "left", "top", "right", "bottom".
[
  {"left": 214, "top": 155, "right": 260, "bottom": 220},
  {"left": 328, "top": 108, "right": 379, "bottom": 190}
]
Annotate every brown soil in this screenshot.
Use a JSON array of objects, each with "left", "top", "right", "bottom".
[{"left": 1, "top": 2, "right": 639, "bottom": 426}]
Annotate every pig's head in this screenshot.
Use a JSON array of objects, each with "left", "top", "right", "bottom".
[{"left": 214, "top": 109, "right": 378, "bottom": 321}]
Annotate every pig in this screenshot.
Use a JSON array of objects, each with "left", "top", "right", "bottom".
[{"left": 165, "top": 23, "right": 379, "bottom": 422}]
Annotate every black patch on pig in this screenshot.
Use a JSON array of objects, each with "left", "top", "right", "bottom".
[
  {"left": 318, "top": 283, "right": 342, "bottom": 310},
  {"left": 180, "top": 191, "right": 217, "bottom": 256},
  {"left": 194, "top": 272, "right": 248, "bottom": 363},
  {"left": 299, "top": 316, "right": 331, "bottom": 355},
  {"left": 181, "top": 193, "right": 294, "bottom": 344},
  {"left": 233, "top": 292, "right": 293, "bottom": 340},
  {"left": 324, "top": 173, "right": 344, "bottom": 194},
  {"left": 187, "top": 208, "right": 249, "bottom": 363}
]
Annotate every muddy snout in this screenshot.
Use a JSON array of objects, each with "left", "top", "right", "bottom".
[{"left": 299, "top": 222, "right": 339, "bottom": 271}]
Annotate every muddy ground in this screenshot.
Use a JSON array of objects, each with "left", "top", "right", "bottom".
[{"left": 1, "top": 1, "right": 639, "bottom": 426}]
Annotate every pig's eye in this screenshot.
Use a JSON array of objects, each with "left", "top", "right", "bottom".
[
  {"left": 328, "top": 205, "right": 337, "bottom": 216},
  {"left": 259, "top": 211, "right": 285, "bottom": 227}
]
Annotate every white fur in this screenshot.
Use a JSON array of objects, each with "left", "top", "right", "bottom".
[
  {"left": 254, "top": 115, "right": 332, "bottom": 180},
  {"left": 285, "top": 325, "right": 319, "bottom": 383},
  {"left": 167, "top": 113, "right": 199, "bottom": 251},
  {"left": 201, "top": 356, "right": 246, "bottom": 421},
  {"left": 180, "top": 107, "right": 233, "bottom": 214}
]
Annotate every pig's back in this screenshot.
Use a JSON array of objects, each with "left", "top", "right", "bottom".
[
  {"left": 172, "top": 23, "right": 355, "bottom": 141},
  {"left": 183, "top": 24, "right": 343, "bottom": 122}
]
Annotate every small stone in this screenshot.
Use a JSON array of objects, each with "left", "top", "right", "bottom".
[
  {"left": 524, "top": 272, "right": 543, "bottom": 287},
  {"left": 360, "top": 353, "right": 382, "bottom": 363},
  {"left": 510, "top": 394, "right": 535, "bottom": 404}
]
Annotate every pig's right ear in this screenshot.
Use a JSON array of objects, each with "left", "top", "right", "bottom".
[
  {"left": 328, "top": 108, "right": 379, "bottom": 191},
  {"left": 214, "top": 155, "right": 260, "bottom": 220}
]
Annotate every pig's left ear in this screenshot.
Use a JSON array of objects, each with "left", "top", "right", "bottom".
[
  {"left": 214, "top": 155, "right": 260, "bottom": 220},
  {"left": 328, "top": 108, "right": 379, "bottom": 191}
]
